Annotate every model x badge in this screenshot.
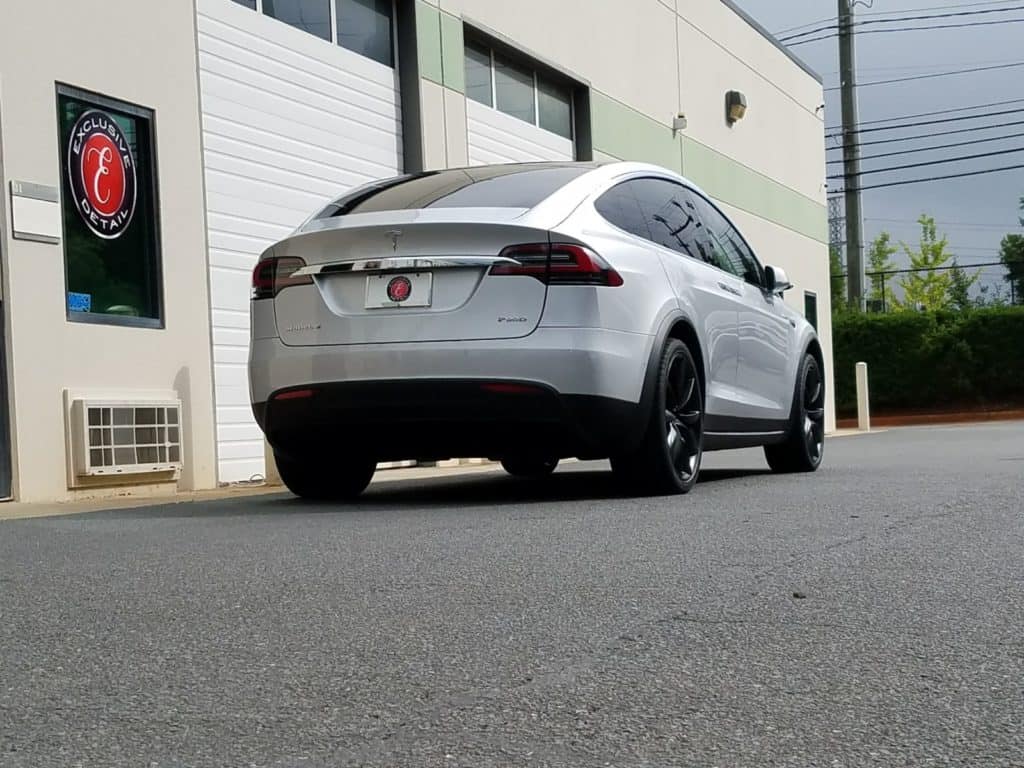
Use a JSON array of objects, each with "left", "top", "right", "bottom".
[{"left": 387, "top": 276, "right": 413, "bottom": 303}]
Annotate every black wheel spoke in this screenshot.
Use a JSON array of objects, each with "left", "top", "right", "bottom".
[{"left": 663, "top": 350, "right": 703, "bottom": 483}]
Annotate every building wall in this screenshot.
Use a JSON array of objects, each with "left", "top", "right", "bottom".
[
  {"left": 196, "top": 0, "right": 404, "bottom": 482},
  {"left": 414, "top": 0, "right": 836, "bottom": 431},
  {"left": 0, "top": 0, "right": 218, "bottom": 501}
]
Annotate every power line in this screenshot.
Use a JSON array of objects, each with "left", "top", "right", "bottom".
[
  {"left": 823, "top": 61, "right": 1024, "bottom": 91},
  {"left": 825, "top": 96, "right": 1024, "bottom": 132},
  {"left": 826, "top": 130, "right": 1024, "bottom": 164},
  {"left": 866, "top": 217, "right": 1020, "bottom": 229},
  {"left": 829, "top": 162, "right": 1024, "bottom": 193},
  {"left": 825, "top": 107, "right": 1024, "bottom": 139},
  {"left": 828, "top": 118, "right": 1024, "bottom": 152},
  {"left": 773, "top": 0, "right": 1024, "bottom": 35},
  {"left": 787, "top": 17, "right": 1024, "bottom": 47},
  {"left": 827, "top": 145, "right": 1024, "bottom": 179},
  {"left": 774, "top": 3, "right": 1024, "bottom": 41}
]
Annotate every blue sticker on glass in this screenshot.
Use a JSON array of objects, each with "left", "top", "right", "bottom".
[{"left": 67, "top": 292, "right": 92, "bottom": 313}]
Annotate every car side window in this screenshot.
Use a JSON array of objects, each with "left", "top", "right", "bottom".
[
  {"left": 689, "top": 193, "right": 765, "bottom": 287},
  {"left": 594, "top": 181, "right": 650, "bottom": 240},
  {"left": 630, "top": 178, "right": 712, "bottom": 263}
]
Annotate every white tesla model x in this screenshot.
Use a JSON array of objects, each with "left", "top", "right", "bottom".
[{"left": 249, "top": 162, "right": 825, "bottom": 499}]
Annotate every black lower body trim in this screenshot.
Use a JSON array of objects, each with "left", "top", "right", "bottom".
[{"left": 256, "top": 379, "right": 644, "bottom": 463}]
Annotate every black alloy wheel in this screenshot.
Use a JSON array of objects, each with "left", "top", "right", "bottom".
[
  {"left": 612, "top": 339, "right": 704, "bottom": 495},
  {"left": 765, "top": 353, "right": 825, "bottom": 473}
]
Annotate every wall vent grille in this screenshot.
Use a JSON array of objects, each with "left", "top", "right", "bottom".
[{"left": 71, "top": 400, "right": 183, "bottom": 477}]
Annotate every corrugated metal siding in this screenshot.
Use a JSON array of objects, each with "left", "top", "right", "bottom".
[
  {"left": 466, "top": 100, "right": 573, "bottom": 165},
  {"left": 197, "top": 0, "right": 402, "bottom": 482}
]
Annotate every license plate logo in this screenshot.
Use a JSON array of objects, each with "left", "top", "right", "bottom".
[
  {"left": 365, "top": 272, "right": 432, "bottom": 308},
  {"left": 386, "top": 275, "right": 413, "bottom": 303}
]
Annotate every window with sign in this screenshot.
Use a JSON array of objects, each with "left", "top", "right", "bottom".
[{"left": 57, "top": 87, "right": 162, "bottom": 327}]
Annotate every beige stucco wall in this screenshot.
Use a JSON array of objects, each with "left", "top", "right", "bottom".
[{"left": 0, "top": 0, "right": 218, "bottom": 501}]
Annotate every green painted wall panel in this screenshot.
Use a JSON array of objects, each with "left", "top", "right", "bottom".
[
  {"left": 589, "top": 91, "right": 681, "bottom": 173},
  {"left": 439, "top": 11, "right": 464, "bottom": 93},
  {"left": 587, "top": 90, "right": 826, "bottom": 243},
  {"left": 415, "top": 1, "right": 443, "bottom": 86},
  {"left": 681, "top": 137, "right": 827, "bottom": 243}
]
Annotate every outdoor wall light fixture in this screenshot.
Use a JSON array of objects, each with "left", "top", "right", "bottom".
[{"left": 726, "top": 90, "right": 747, "bottom": 124}]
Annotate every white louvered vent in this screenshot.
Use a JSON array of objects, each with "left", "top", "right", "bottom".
[{"left": 71, "top": 400, "right": 183, "bottom": 477}]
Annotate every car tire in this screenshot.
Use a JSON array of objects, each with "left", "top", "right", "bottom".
[
  {"left": 274, "top": 452, "right": 376, "bottom": 501},
  {"left": 764, "top": 353, "right": 825, "bottom": 473},
  {"left": 500, "top": 457, "right": 559, "bottom": 478},
  {"left": 611, "top": 339, "right": 703, "bottom": 495}
]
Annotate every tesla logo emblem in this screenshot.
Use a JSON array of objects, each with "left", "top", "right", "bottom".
[
  {"left": 67, "top": 109, "right": 137, "bottom": 239},
  {"left": 388, "top": 230, "right": 403, "bottom": 251},
  {"left": 386, "top": 276, "right": 412, "bottom": 303}
]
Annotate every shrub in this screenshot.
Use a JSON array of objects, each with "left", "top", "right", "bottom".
[{"left": 831, "top": 307, "right": 1024, "bottom": 415}]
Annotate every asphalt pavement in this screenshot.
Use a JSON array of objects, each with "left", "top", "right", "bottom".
[{"left": 2, "top": 422, "right": 1023, "bottom": 767}]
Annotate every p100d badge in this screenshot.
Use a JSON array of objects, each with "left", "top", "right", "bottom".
[{"left": 67, "top": 109, "right": 137, "bottom": 239}]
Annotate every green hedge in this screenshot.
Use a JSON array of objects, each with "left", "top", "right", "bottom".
[{"left": 832, "top": 307, "right": 1024, "bottom": 415}]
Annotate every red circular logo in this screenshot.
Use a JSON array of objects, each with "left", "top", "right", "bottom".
[
  {"left": 81, "top": 133, "right": 126, "bottom": 217},
  {"left": 67, "top": 110, "right": 137, "bottom": 239},
  {"left": 387, "top": 276, "right": 413, "bottom": 303}
]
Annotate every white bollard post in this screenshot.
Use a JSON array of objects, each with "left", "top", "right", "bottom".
[{"left": 855, "top": 361, "right": 871, "bottom": 432}]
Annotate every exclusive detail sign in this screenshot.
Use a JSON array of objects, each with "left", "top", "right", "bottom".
[{"left": 66, "top": 109, "right": 137, "bottom": 239}]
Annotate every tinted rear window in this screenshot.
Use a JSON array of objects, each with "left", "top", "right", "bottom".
[{"left": 317, "top": 164, "right": 594, "bottom": 218}]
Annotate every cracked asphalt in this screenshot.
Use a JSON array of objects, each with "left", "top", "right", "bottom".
[{"left": 1, "top": 421, "right": 1023, "bottom": 767}]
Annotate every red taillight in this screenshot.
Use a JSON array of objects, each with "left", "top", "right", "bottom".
[
  {"left": 251, "top": 256, "right": 313, "bottom": 300},
  {"left": 490, "top": 243, "right": 623, "bottom": 287}
]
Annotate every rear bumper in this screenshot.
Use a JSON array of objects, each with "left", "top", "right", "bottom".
[
  {"left": 256, "top": 380, "right": 642, "bottom": 463},
  {"left": 249, "top": 327, "right": 653, "bottom": 462},
  {"left": 249, "top": 327, "right": 652, "bottom": 405}
]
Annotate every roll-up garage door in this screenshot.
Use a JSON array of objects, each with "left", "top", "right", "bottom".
[{"left": 197, "top": 0, "right": 403, "bottom": 482}]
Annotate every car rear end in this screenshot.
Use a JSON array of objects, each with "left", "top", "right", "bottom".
[{"left": 248, "top": 163, "right": 656, "bottom": 467}]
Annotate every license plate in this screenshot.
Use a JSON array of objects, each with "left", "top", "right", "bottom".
[{"left": 364, "top": 272, "right": 433, "bottom": 309}]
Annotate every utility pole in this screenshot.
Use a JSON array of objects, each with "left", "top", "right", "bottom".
[{"left": 838, "top": 0, "right": 864, "bottom": 309}]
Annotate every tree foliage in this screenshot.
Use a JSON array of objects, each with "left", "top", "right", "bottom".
[
  {"left": 947, "top": 259, "right": 980, "bottom": 312},
  {"left": 865, "top": 232, "right": 897, "bottom": 311},
  {"left": 895, "top": 215, "right": 955, "bottom": 311},
  {"left": 1000, "top": 196, "right": 1024, "bottom": 303},
  {"left": 830, "top": 245, "right": 847, "bottom": 313}
]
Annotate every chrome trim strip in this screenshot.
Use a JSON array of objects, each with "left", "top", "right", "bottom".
[{"left": 294, "top": 256, "right": 520, "bottom": 276}]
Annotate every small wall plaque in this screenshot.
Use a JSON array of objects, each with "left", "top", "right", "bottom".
[{"left": 10, "top": 180, "right": 61, "bottom": 244}]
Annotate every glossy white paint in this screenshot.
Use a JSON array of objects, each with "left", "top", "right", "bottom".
[{"left": 196, "top": 0, "right": 402, "bottom": 481}]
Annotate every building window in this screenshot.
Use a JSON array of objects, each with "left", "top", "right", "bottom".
[
  {"left": 336, "top": 0, "right": 393, "bottom": 66},
  {"left": 233, "top": 0, "right": 395, "bottom": 66},
  {"left": 464, "top": 36, "right": 574, "bottom": 140},
  {"left": 57, "top": 87, "right": 162, "bottom": 328},
  {"left": 263, "top": 0, "right": 332, "bottom": 41},
  {"left": 464, "top": 39, "right": 493, "bottom": 107},
  {"left": 805, "top": 291, "right": 819, "bottom": 331},
  {"left": 538, "top": 76, "right": 572, "bottom": 139}
]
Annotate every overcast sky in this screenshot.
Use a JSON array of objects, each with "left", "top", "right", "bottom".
[{"left": 734, "top": 0, "right": 1024, "bottom": 290}]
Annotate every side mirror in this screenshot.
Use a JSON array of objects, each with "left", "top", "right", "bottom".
[{"left": 764, "top": 265, "right": 793, "bottom": 295}]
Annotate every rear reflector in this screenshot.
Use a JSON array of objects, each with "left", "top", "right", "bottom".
[
  {"left": 273, "top": 388, "right": 316, "bottom": 401},
  {"left": 252, "top": 256, "right": 314, "bottom": 300},
  {"left": 490, "top": 243, "right": 623, "bottom": 287}
]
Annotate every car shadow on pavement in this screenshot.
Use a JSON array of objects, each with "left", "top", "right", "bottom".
[{"left": 86, "top": 467, "right": 772, "bottom": 519}]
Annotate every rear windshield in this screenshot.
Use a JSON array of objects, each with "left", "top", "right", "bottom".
[{"left": 315, "top": 164, "right": 594, "bottom": 218}]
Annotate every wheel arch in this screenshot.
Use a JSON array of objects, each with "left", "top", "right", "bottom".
[{"left": 666, "top": 318, "right": 707, "bottom": 404}]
